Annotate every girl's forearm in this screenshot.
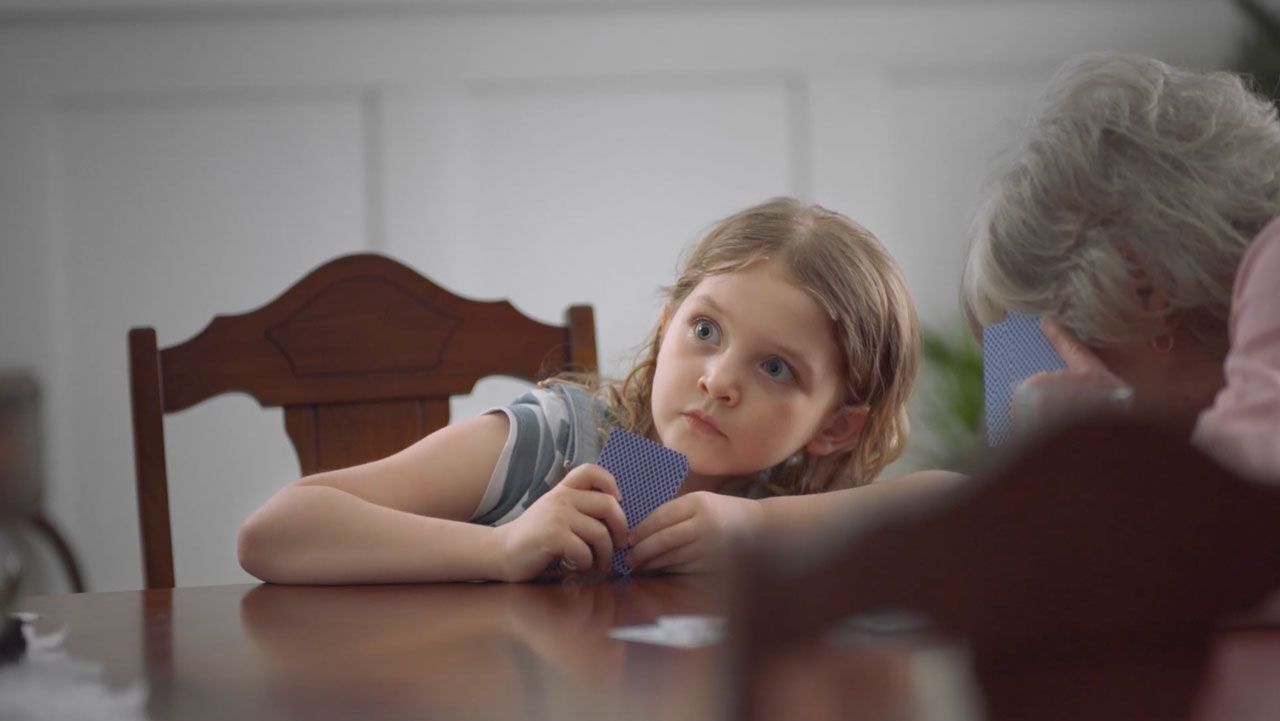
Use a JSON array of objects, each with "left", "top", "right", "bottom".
[
  {"left": 757, "top": 469, "right": 965, "bottom": 537},
  {"left": 237, "top": 485, "right": 505, "bottom": 584}
]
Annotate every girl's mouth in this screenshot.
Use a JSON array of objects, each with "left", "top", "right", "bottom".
[{"left": 683, "top": 410, "right": 724, "bottom": 437}]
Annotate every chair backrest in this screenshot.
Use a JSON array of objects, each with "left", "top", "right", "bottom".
[
  {"left": 724, "top": 416, "right": 1280, "bottom": 721},
  {"left": 128, "top": 253, "right": 597, "bottom": 589}
]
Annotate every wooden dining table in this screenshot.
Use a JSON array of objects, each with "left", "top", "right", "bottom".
[{"left": 13, "top": 578, "right": 1280, "bottom": 721}]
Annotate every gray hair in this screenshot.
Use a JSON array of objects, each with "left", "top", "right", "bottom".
[{"left": 962, "top": 53, "right": 1280, "bottom": 347}]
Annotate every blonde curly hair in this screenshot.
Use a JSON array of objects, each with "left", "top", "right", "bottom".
[{"left": 559, "top": 197, "right": 919, "bottom": 493}]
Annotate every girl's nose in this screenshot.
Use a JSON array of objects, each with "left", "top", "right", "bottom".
[{"left": 699, "top": 358, "right": 741, "bottom": 406}]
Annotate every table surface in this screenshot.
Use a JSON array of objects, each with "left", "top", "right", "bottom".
[
  {"left": 17, "top": 577, "right": 747, "bottom": 721},
  {"left": 15, "top": 579, "right": 1280, "bottom": 721}
]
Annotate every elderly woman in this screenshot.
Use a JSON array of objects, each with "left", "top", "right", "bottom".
[{"left": 962, "top": 53, "right": 1280, "bottom": 481}]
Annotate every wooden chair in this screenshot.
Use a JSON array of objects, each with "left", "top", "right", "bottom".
[
  {"left": 128, "top": 253, "right": 597, "bottom": 590},
  {"left": 726, "top": 416, "right": 1280, "bottom": 721}
]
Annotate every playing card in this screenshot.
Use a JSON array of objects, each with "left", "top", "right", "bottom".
[
  {"left": 982, "top": 311, "right": 1066, "bottom": 446},
  {"left": 597, "top": 428, "right": 688, "bottom": 576}
]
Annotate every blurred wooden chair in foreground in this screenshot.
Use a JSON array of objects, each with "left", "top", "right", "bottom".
[
  {"left": 727, "top": 416, "right": 1280, "bottom": 721},
  {"left": 0, "top": 373, "right": 85, "bottom": 593},
  {"left": 128, "top": 253, "right": 597, "bottom": 589}
]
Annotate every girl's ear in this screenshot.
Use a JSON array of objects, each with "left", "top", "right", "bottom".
[{"left": 804, "top": 405, "right": 868, "bottom": 457}]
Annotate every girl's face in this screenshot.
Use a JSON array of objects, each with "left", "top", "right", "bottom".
[{"left": 650, "top": 260, "right": 860, "bottom": 483}]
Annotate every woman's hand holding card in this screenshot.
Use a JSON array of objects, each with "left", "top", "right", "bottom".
[{"left": 1012, "top": 318, "right": 1133, "bottom": 435}]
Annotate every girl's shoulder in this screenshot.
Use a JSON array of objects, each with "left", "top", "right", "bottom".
[
  {"left": 509, "top": 381, "right": 611, "bottom": 464},
  {"left": 471, "top": 383, "right": 609, "bottom": 525}
]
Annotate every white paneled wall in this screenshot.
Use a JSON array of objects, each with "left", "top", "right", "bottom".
[{"left": 0, "top": 1, "right": 1243, "bottom": 590}]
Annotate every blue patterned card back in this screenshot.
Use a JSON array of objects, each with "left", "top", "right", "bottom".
[
  {"left": 983, "top": 311, "right": 1067, "bottom": 446},
  {"left": 598, "top": 428, "right": 688, "bottom": 576}
]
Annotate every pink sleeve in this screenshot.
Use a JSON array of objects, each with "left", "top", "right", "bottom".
[{"left": 1192, "top": 220, "right": 1280, "bottom": 483}]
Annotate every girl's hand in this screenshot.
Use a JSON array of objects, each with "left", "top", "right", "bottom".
[
  {"left": 1012, "top": 318, "right": 1133, "bottom": 434},
  {"left": 491, "top": 464, "right": 628, "bottom": 582},
  {"left": 626, "top": 492, "right": 764, "bottom": 574}
]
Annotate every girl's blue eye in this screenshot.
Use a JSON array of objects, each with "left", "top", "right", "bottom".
[
  {"left": 693, "top": 319, "right": 720, "bottom": 343},
  {"left": 762, "top": 357, "right": 795, "bottom": 382}
]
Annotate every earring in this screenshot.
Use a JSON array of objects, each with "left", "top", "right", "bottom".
[{"left": 1150, "top": 334, "right": 1174, "bottom": 354}]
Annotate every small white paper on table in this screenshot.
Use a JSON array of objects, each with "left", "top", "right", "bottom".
[{"left": 608, "top": 615, "right": 725, "bottom": 648}]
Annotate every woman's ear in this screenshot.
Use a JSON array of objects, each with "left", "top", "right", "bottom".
[
  {"left": 1137, "top": 285, "right": 1169, "bottom": 312},
  {"left": 1119, "top": 245, "right": 1173, "bottom": 331},
  {"left": 804, "top": 405, "right": 868, "bottom": 457},
  {"left": 1132, "top": 284, "right": 1178, "bottom": 341}
]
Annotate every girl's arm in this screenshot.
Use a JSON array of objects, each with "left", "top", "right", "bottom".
[
  {"left": 756, "top": 469, "right": 965, "bottom": 536},
  {"left": 237, "top": 414, "right": 509, "bottom": 584},
  {"left": 237, "top": 414, "right": 627, "bottom": 584},
  {"left": 626, "top": 470, "right": 964, "bottom": 574}
]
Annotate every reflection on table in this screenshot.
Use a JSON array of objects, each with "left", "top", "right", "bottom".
[{"left": 14, "top": 574, "right": 1280, "bottom": 721}]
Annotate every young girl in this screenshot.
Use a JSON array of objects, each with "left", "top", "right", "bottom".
[{"left": 237, "top": 197, "right": 921, "bottom": 584}]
